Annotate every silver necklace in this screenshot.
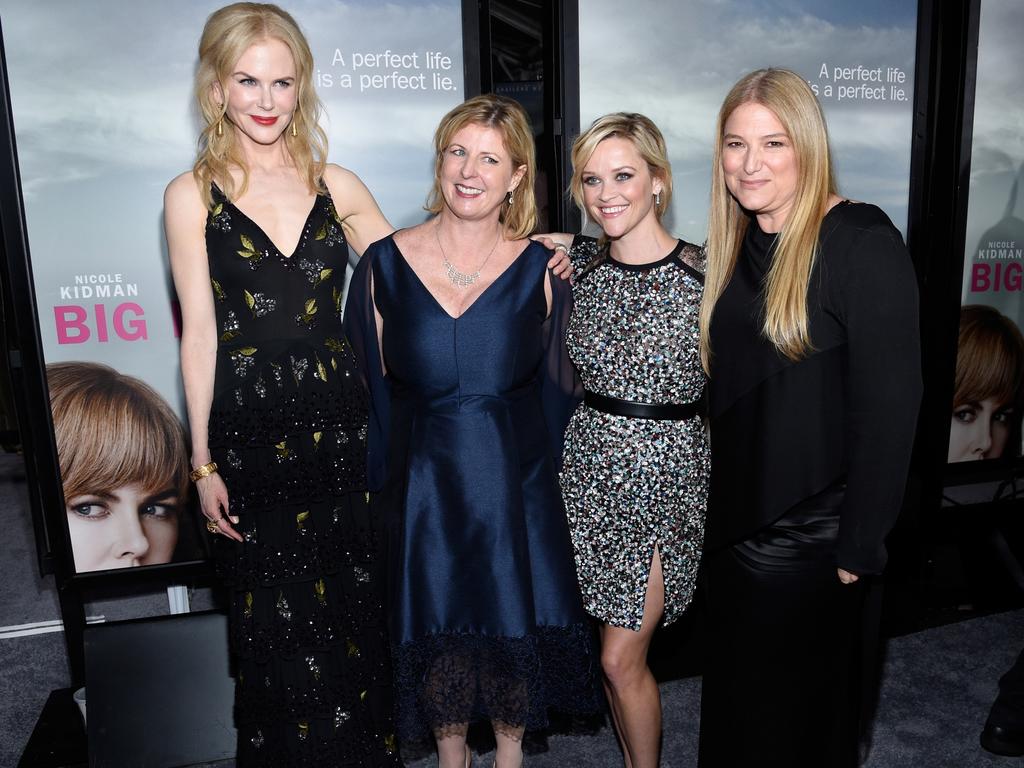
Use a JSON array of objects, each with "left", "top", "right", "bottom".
[{"left": 435, "top": 224, "right": 501, "bottom": 287}]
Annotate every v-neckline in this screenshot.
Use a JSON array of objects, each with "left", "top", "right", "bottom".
[
  {"left": 220, "top": 188, "right": 320, "bottom": 259},
  {"left": 391, "top": 236, "right": 531, "bottom": 320}
]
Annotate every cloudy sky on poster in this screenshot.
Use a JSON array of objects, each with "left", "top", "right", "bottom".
[
  {"left": 579, "top": 0, "right": 917, "bottom": 243},
  {"left": 1, "top": 0, "right": 463, "bottom": 414}
]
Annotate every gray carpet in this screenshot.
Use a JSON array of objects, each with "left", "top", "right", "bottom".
[{"left": 1, "top": 450, "right": 1022, "bottom": 767}]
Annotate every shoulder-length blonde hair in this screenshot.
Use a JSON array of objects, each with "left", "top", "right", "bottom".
[
  {"left": 700, "top": 68, "right": 837, "bottom": 370},
  {"left": 954, "top": 305, "right": 1024, "bottom": 410},
  {"left": 570, "top": 112, "right": 673, "bottom": 230},
  {"left": 425, "top": 94, "right": 537, "bottom": 240},
  {"left": 46, "top": 362, "right": 189, "bottom": 503},
  {"left": 192, "top": 2, "right": 327, "bottom": 209}
]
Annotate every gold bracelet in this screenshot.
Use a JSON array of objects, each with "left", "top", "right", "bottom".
[{"left": 189, "top": 461, "right": 218, "bottom": 482}]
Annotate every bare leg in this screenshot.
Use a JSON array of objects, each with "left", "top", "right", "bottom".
[
  {"left": 435, "top": 727, "right": 471, "bottom": 768},
  {"left": 492, "top": 722, "right": 525, "bottom": 768},
  {"left": 600, "top": 546, "right": 665, "bottom": 768},
  {"left": 598, "top": 644, "right": 635, "bottom": 768}
]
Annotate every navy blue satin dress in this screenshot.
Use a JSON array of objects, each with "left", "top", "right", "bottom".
[{"left": 344, "top": 235, "right": 598, "bottom": 741}]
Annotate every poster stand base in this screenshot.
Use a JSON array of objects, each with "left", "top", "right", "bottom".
[{"left": 18, "top": 688, "right": 86, "bottom": 768}]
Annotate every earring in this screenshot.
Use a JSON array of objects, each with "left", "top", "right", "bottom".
[
  {"left": 216, "top": 119, "right": 223, "bottom": 137},
  {"left": 291, "top": 120, "right": 297, "bottom": 138},
  {"left": 655, "top": 191, "right": 661, "bottom": 207},
  {"left": 507, "top": 190, "right": 514, "bottom": 207}
]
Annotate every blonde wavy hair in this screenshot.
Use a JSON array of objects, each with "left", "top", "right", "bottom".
[
  {"left": 192, "top": 2, "right": 327, "bottom": 209},
  {"left": 570, "top": 112, "right": 672, "bottom": 234},
  {"left": 700, "top": 68, "right": 837, "bottom": 370},
  {"left": 425, "top": 94, "right": 537, "bottom": 240}
]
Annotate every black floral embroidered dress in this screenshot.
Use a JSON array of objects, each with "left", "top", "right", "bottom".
[{"left": 204, "top": 185, "right": 400, "bottom": 767}]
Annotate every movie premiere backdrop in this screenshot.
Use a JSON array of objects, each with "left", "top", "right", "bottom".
[
  {"left": 953, "top": 0, "right": 1024, "bottom": 466},
  {"left": 577, "top": 0, "right": 917, "bottom": 244},
  {"left": 0, "top": 0, "right": 464, "bottom": 574}
]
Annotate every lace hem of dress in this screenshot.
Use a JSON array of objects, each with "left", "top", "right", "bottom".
[{"left": 391, "top": 623, "right": 601, "bottom": 740}]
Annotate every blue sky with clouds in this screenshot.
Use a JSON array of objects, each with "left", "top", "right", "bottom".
[{"left": 579, "top": 0, "right": 917, "bottom": 241}]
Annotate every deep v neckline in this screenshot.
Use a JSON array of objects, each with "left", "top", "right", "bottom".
[
  {"left": 220, "top": 188, "right": 321, "bottom": 259},
  {"left": 391, "top": 237, "right": 531, "bottom": 320}
]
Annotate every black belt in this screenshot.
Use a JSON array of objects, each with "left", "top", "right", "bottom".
[{"left": 584, "top": 390, "right": 704, "bottom": 420}]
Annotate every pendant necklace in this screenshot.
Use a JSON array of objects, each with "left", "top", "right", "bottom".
[{"left": 436, "top": 223, "right": 501, "bottom": 287}]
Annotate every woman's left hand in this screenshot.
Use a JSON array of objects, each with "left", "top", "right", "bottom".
[
  {"left": 534, "top": 233, "right": 574, "bottom": 280},
  {"left": 837, "top": 568, "right": 859, "bottom": 584}
]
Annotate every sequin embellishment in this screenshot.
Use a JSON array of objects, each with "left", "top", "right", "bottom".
[{"left": 561, "top": 237, "right": 709, "bottom": 631}]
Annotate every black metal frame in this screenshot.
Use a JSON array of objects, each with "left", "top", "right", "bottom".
[
  {"left": 908, "top": 0, "right": 988, "bottom": 502},
  {"left": 546, "top": 0, "right": 580, "bottom": 234},
  {"left": 461, "top": 0, "right": 484, "bottom": 98}
]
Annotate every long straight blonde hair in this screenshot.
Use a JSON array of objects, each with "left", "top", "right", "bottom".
[
  {"left": 192, "top": 3, "right": 327, "bottom": 209},
  {"left": 700, "top": 68, "right": 837, "bottom": 371}
]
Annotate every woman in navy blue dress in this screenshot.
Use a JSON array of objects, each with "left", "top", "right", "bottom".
[{"left": 345, "top": 94, "right": 598, "bottom": 768}]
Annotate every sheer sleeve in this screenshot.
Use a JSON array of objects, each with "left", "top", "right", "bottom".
[
  {"left": 541, "top": 267, "right": 583, "bottom": 470},
  {"left": 342, "top": 243, "right": 391, "bottom": 492},
  {"left": 681, "top": 241, "right": 707, "bottom": 275}
]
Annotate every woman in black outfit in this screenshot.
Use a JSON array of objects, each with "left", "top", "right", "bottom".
[{"left": 697, "top": 68, "right": 922, "bottom": 767}]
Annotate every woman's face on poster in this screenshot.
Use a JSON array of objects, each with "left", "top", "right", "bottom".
[
  {"left": 65, "top": 483, "right": 180, "bottom": 571},
  {"left": 948, "top": 397, "right": 1015, "bottom": 462}
]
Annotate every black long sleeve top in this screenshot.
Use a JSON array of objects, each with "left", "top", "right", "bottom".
[{"left": 706, "top": 201, "right": 922, "bottom": 574}]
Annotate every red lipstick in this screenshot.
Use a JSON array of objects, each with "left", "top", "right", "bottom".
[{"left": 250, "top": 115, "right": 279, "bottom": 126}]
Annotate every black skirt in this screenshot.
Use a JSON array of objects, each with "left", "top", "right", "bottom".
[{"left": 698, "top": 483, "right": 866, "bottom": 768}]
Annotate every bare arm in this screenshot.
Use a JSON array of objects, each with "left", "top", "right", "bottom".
[
  {"left": 323, "top": 164, "right": 394, "bottom": 256},
  {"left": 164, "top": 173, "right": 240, "bottom": 541}
]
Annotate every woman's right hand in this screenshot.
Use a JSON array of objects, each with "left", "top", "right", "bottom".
[{"left": 197, "top": 473, "right": 243, "bottom": 542}]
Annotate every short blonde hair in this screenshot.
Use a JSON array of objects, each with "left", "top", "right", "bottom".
[
  {"left": 701, "top": 68, "right": 837, "bottom": 370},
  {"left": 570, "top": 112, "right": 672, "bottom": 223},
  {"left": 425, "top": 94, "right": 537, "bottom": 240},
  {"left": 954, "top": 305, "right": 1024, "bottom": 410},
  {"left": 47, "top": 362, "right": 189, "bottom": 503},
  {"left": 193, "top": 2, "right": 327, "bottom": 208}
]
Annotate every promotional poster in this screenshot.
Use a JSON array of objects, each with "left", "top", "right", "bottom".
[
  {"left": 578, "top": 0, "right": 917, "bottom": 243},
  {"left": 952, "top": 0, "right": 1024, "bottom": 465},
  {"left": 0, "top": 0, "right": 464, "bottom": 572}
]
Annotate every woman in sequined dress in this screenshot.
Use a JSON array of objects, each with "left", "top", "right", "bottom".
[
  {"left": 165, "top": 4, "right": 401, "bottom": 765},
  {"left": 551, "top": 113, "right": 709, "bottom": 768}
]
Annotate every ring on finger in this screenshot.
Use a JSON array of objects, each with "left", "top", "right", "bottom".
[{"left": 206, "top": 519, "right": 221, "bottom": 534}]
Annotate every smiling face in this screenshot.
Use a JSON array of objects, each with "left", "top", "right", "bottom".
[
  {"left": 580, "top": 135, "right": 663, "bottom": 242},
  {"left": 215, "top": 37, "right": 297, "bottom": 148},
  {"left": 721, "top": 101, "right": 800, "bottom": 232},
  {"left": 66, "top": 483, "right": 180, "bottom": 571},
  {"left": 438, "top": 123, "right": 526, "bottom": 224}
]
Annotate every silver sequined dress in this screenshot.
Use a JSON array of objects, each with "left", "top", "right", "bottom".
[{"left": 560, "top": 236, "right": 709, "bottom": 630}]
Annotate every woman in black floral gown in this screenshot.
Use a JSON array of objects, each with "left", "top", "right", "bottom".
[{"left": 165, "top": 4, "right": 399, "bottom": 765}]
